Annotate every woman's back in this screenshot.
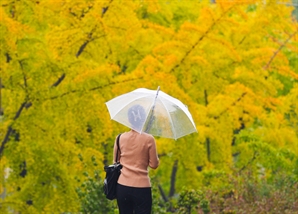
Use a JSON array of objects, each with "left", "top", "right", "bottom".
[{"left": 114, "top": 130, "right": 159, "bottom": 188}]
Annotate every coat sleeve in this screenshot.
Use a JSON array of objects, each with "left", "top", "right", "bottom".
[{"left": 148, "top": 137, "right": 159, "bottom": 169}]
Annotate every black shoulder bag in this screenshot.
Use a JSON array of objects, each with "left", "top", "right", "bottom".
[{"left": 103, "top": 134, "right": 122, "bottom": 200}]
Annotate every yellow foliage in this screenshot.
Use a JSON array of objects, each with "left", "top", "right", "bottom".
[
  {"left": 275, "top": 66, "right": 298, "bottom": 80},
  {"left": 153, "top": 41, "right": 187, "bottom": 57},
  {"left": 206, "top": 35, "right": 242, "bottom": 62},
  {"left": 73, "top": 65, "right": 119, "bottom": 83},
  {"left": 1, "top": 0, "right": 297, "bottom": 212},
  {"left": 163, "top": 54, "right": 179, "bottom": 67},
  {"left": 189, "top": 56, "right": 209, "bottom": 66},
  {"left": 140, "top": 0, "right": 161, "bottom": 13},
  {"left": 180, "top": 22, "right": 207, "bottom": 35},
  {"left": 145, "top": 21, "right": 175, "bottom": 37},
  {"left": 0, "top": 9, "right": 31, "bottom": 38}
]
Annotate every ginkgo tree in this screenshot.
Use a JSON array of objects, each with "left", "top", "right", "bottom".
[{"left": 1, "top": 0, "right": 297, "bottom": 213}]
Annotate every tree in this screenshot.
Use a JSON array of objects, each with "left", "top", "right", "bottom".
[{"left": 1, "top": 0, "right": 297, "bottom": 212}]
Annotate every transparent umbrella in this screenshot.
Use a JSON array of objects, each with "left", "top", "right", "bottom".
[{"left": 105, "top": 86, "right": 197, "bottom": 140}]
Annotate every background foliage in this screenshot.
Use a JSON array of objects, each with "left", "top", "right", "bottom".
[{"left": 1, "top": 0, "right": 297, "bottom": 213}]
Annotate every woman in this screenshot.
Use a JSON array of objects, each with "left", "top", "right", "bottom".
[{"left": 113, "top": 104, "right": 160, "bottom": 214}]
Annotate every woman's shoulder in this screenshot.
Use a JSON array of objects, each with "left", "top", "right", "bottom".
[
  {"left": 121, "top": 130, "right": 155, "bottom": 141},
  {"left": 140, "top": 132, "right": 155, "bottom": 141}
]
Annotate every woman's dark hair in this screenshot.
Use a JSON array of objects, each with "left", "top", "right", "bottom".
[{"left": 128, "top": 105, "right": 146, "bottom": 130}]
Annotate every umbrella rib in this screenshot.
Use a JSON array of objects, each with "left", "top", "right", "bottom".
[
  {"left": 162, "top": 92, "right": 197, "bottom": 134},
  {"left": 158, "top": 98, "right": 177, "bottom": 140},
  {"left": 141, "top": 102, "right": 155, "bottom": 133},
  {"left": 143, "top": 87, "right": 160, "bottom": 133},
  {"left": 159, "top": 91, "right": 196, "bottom": 128}
]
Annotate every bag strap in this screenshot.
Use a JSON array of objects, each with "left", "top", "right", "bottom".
[{"left": 115, "top": 134, "right": 121, "bottom": 163}]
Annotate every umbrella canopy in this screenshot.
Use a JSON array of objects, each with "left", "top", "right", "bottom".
[{"left": 105, "top": 87, "right": 197, "bottom": 140}]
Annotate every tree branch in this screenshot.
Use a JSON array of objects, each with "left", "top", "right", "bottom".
[
  {"left": 5, "top": 53, "right": 12, "bottom": 63},
  {"left": 206, "top": 137, "right": 211, "bottom": 162},
  {"left": 75, "top": 32, "right": 107, "bottom": 58},
  {"left": 0, "top": 78, "right": 3, "bottom": 116},
  {"left": 102, "top": 0, "right": 113, "bottom": 18},
  {"left": 239, "top": 151, "right": 258, "bottom": 173},
  {"left": 76, "top": 0, "right": 114, "bottom": 57},
  {"left": 204, "top": 89, "right": 208, "bottom": 106},
  {"left": 48, "top": 77, "right": 143, "bottom": 100},
  {"left": 76, "top": 40, "right": 90, "bottom": 58},
  {"left": 0, "top": 73, "right": 67, "bottom": 157},
  {"left": 214, "top": 92, "right": 247, "bottom": 119},
  {"left": 51, "top": 73, "right": 66, "bottom": 87},
  {"left": 170, "top": 5, "right": 235, "bottom": 73},
  {"left": 264, "top": 30, "right": 297, "bottom": 70},
  {"left": 158, "top": 185, "right": 168, "bottom": 202},
  {"left": 0, "top": 102, "right": 27, "bottom": 156},
  {"left": 169, "top": 160, "right": 178, "bottom": 197}
]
